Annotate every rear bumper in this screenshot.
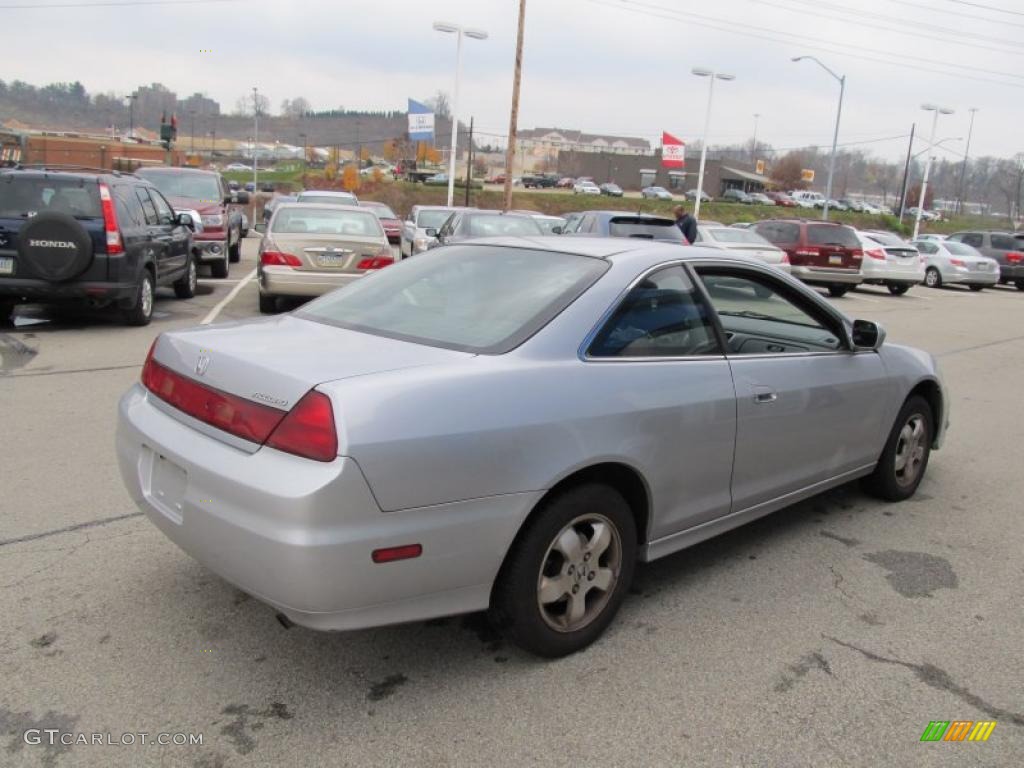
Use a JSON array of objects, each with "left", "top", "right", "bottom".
[
  {"left": 791, "top": 266, "right": 862, "bottom": 285},
  {"left": 260, "top": 266, "right": 362, "bottom": 298},
  {"left": 861, "top": 263, "right": 925, "bottom": 284},
  {"left": 999, "top": 264, "right": 1024, "bottom": 281},
  {"left": 0, "top": 277, "right": 135, "bottom": 304},
  {"left": 115, "top": 384, "right": 536, "bottom": 630},
  {"left": 940, "top": 267, "right": 999, "bottom": 286}
]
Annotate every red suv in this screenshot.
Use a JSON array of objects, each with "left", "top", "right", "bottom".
[
  {"left": 752, "top": 219, "right": 863, "bottom": 297},
  {"left": 135, "top": 167, "right": 243, "bottom": 278}
]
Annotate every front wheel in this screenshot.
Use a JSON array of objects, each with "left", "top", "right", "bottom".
[
  {"left": 490, "top": 483, "right": 636, "bottom": 658},
  {"left": 887, "top": 283, "right": 910, "bottom": 296},
  {"left": 924, "top": 267, "right": 942, "bottom": 288},
  {"left": 258, "top": 292, "right": 278, "bottom": 314},
  {"left": 210, "top": 252, "right": 229, "bottom": 279},
  {"left": 828, "top": 284, "right": 850, "bottom": 298},
  {"left": 863, "top": 395, "right": 933, "bottom": 501}
]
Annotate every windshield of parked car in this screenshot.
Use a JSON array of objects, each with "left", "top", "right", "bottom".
[
  {"left": 535, "top": 217, "right": 566, "bottom": 234},
  {"left": 464, "top": 214, "right": 544, "bottom": 237},
  {"left": 270, "top": 207, "right": 382, "bottom": 236},
  {"left": 135, "top": 170, "right": 220, "bottom": 202},
  {"left": 0, "top": 175, "right": 102, "bottom": 218},
  {"left": 609, "top": 217, "right": 684, "bottom": 242},
  {"left": 415, "top": 209, "right": 454, "bottom": 228},
  {"left": 807, "top": 224, "right": 860, "bottom": 248},
  {"left": 298, "top": 245, "right": 608, "bottom": 353},
  {"left": 707, "top": 228, "right": 773, "bottom": 246}
]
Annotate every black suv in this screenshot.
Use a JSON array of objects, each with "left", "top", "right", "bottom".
[{"left": 0, "top": 167, "right": 197, "bottom": 325}]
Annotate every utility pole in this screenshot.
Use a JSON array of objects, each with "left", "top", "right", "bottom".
[
  {"left": 189, "top": 111, "right": 196, "bottom": 154},
  {"left": 956, "top": 108, "right": 978, "bottom": 216},
  {"left": 465, "top": 117, "right": 474, "bottom": 207},
  {"left": 752, "top": 113, "right": 760, "bottom": 162},
  {"left": 897, "top": 123, "right": 915, "bottom": 223},
  {"left": 252, "top": 86, "right": 259, "bottom": 226},
  {"left": 503, "top": 0, "right": 527, "bottom": 212}
]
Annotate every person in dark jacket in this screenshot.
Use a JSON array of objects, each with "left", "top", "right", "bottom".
[{"left": 673, "top": 204, "right": 698, "bottom": 244}]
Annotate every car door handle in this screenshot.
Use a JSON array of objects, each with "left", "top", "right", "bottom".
[{"left": 753, "top": 388, "right": 777, "bottom": 404}]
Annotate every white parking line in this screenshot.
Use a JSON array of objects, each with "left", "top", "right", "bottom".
[
  {"left": 200, "top": 269, "right": 256, "bottom": 325},
  {"left": 197, "top": 278, "right": 249, "bottom": 284}
]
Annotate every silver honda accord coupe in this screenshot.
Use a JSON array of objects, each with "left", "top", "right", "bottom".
[{"left": 116, "top": 238, "right": 948, "bottom": 657}]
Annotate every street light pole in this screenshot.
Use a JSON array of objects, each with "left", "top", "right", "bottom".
[
  {"left": 189, "top": 111, "right": 195, "bottom": 154},
  {"left": 434, "top": 21, "right": 488, "bottom": 208},
  {"left": 914, "top": 103, "right": 955, "bottom": 240},
  {"left": 691, "top": 67, "right": 735, "bottom": 221},
  {"left": 127, "top": 93, "right": 137, "bottom": 139},
  {"left": 792, "top": 55, "right": 844, "bottom": 221},
  {"left": 252, "top": 87, "right": 259, "bottom": 193},
  {"left": 956, "top": 107, "right": 978, "bottom": 216}
]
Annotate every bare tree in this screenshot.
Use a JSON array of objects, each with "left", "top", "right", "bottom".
[
  {"left": 234, "top": 93, "right": 270, "bottom": 117},
  {"left": 426, "top": 91, "right": 450, "bottom": 119}
]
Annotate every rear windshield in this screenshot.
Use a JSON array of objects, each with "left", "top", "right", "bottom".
[
  {"left": 298, "top": 245, "right": 608, "bottom": 354},
  {"left": 866, "top": 231, "right": 908, "bottom": 247},
  {"left": 464, "top": 214, "right": 543, "bottom": 237},
  {"left": 416, "top": 209, "right": 454, "bottom": 228},
  {"left": 707, "top": 228, "right": 772, "bottom": 245},
  {"left": 135, "top": 170, "right": 220, "bottom": 202},
  {"left": 944, "top": 241, "right": 978, "bottom": 256},
  {"left": 807, "top": 224, "right": 860, "bottom": 248},
  {"left": 754, "top": 221, "right": 800, "bottom": 243},
  {"left": 990, "top": 234, "right": 1017, "bottom": 250},
  {"left": 271, "top": 207, "right": 382, "bottom": 236},
  {"left": 609, "top": 217, "right": 683, "bottom": 241},
  {"left": 0, "top": 175, "right": 101, "bottom": 218},
  {"left": 362, "top": 203, "right": 397, "bottom": 219}
]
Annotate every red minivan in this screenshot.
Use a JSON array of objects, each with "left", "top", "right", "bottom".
[{"left": 752, "top": 219, "right": 863, "bottom": 297}]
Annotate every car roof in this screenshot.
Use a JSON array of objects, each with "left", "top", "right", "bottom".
[
  {"left": 298, "top": 190, "right": 357, "bottom": 196},
  {"left": 273, "top": 202, "right": 369, "bottom": 213},
  {"left": 136, "top": 166, "right": 218, "bottom": 177},
  {"left": 1, "top": 167, "right": 135, "bottom": 183},
  {"left": 588, "top": 210, "right": 674, "bottom": 222}
]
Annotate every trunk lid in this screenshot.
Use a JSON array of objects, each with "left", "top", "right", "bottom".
[
  {"left": 151, "top": 315, "right": 473, "bottom": 421},
  {"left": 268, "top": 232, "right": 387, "bottom": 274}
]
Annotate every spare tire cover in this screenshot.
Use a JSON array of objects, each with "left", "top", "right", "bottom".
[{"left": 17, "top": 211, "right": 95, "bottom": 282}]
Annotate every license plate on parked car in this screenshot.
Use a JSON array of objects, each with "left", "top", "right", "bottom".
[
  {"left": 0, "top": 256, "right": 13, "bottom": 275},
  {"left": 317, "top": 254, "right": 347, "bottom": 267},
  {"left": 829, "top": 254, "right": 843, "bottom": 265}
]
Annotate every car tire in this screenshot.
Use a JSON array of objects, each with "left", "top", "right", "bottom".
[
  {"left": 258, "top": 292, "right": 278, "bottom": 314},
  {"left": 229, "top": 233, "right": 241, "bottom": 263},
  {"left": 490, "top": 482, "right": 636, "bottom": 658},
  {"left": 173, "top": 256, "right": 197, "bottom": 299},
  {"left": 969, "top": 284, "right": 984, "bottom": 292},
  {"left": 1016, "top": 280, "right": 1024, "bottom": 291},
  {"left": 887, "top": 283, "right": 910, "bottom": 296},
  {"left": 0, "top": 300, "right": 14, "bottom": 327},
  {"left": 863, "top": 395, "right": 933, "bottom": 502},
  {"left": 924, "top": 268, "right": 942, "bottom": 288},
  {"left": 123, "top": 270, "right": 155, "bottom": 326},
  {"left": 828, "top": 284, "right": 850, "bottom": 298},
  {"left": 210, "top": 253, "right": 229, "bottom": 279}
]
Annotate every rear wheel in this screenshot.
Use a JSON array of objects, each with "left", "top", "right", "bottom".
[
  {"left": 258, "top": 292, "right": 278, "bottom": 314},
  {"left": 490, "top": 483, "right": 636, "bottom": 658},
  {"left": 173, "top": 256, "right": 197, "bottom": 299},
  {"left": 887, "top": 283, "right": 910, "bottom": 296},
  {"left": 123, "top": 270, "right": 155, "bottom": 326},
  {"left": 863, "top": 395, "right": 933, "bottom": 502},
  {"left": 969, "top": 284, "right": 984, "bottom": 292},
  {"left": 828, "top": 284, "right": 850, "bottom": 298},
  {"left": 924, "top": 267, "right": 942, "bottom": 288}
]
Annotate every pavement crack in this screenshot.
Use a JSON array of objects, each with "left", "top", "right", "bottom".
[
  {"left": 825, "top": 636, "right": 1024, "bottom": 727},
  {"left": 829, "top": 565, "right": 854, "bottom": 601},
  {"left": 0, "top": 512, "right": 144, "bottom": 549}
]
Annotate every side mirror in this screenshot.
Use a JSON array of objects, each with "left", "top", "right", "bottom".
[
  {"left": 852, "top": 319, "right": 886, "bottom": 350},
  {"left": 235, "top": 191, "right": 251, "bottom": 205},
  {"left": 551, "top": 226, "right": 563, "bottom": 235},
  {"left": 176, "top": 212, "right": 196, "bottom": 231},
  {"left": 425, "top": 228, "right": 438, "bottom": 237}
]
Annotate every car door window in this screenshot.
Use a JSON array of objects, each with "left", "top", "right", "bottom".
[
  {"left": 916, "top": 241, "right": 937, "bottom": 254},
  {"left": 962, "top": 233, "right": 983, "bottom": 248},
  {"left": 113, "top": 186, "right": 143, "bottom": 228},
  {"left": 589, "top": 266, "right": 720, "bottom": 357},
  {"left": 148, "top": 189, "right": 175, "bottom": 226},
  {"left": 696, "top": 269, "right": 844, "bottom": 355},
  {"left": 135, "top": 188, "right": 158, "bottom": 226}
]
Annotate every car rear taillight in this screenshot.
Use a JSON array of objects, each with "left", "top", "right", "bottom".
[
  {"left": 780, "top": 252, "right": 790, "bottom": 263},
  {"left": 1007, "top": 251, "right": 1023, "bottom": 263},
  {"left": 794, "top": 248, "right": 819, "bottom": 257},
  {"left": 866, "top": 247, "right": 886, "bottom": 260},
  {"left": 260, "top": 251, "right": 303, "bottom": 267},
  {"left": 265, "top": 390, "right": 338, "bottom": 462},
  {"left": 949, "top": 258, "right": 965, "bottom": 267},
  {"left": 98, "top": 183, "right": 123, "bottom": 255},
  {"left": 357, "top": 253, "right": 395, "bottom": 270}
]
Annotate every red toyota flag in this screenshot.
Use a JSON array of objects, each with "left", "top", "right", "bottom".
[{"left": 662, "top": 132, "right": 685, "bottom": 169}]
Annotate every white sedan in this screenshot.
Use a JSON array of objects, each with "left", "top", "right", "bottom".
[
  {"left": 573, "top": 181, "right": 601, "bottom": 195},
  {"left": 912, "top": 238, "right": 999, "bottom": 290},
  {"left": 856, "top": 231, "right": 925, "bottom": 295},
  {"left": 693, "top": 225, "right": 790, "bottom": 272}
]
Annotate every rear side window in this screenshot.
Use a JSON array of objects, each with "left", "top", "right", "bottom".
[
  {"left": 135, "top": 189, "right": 158, "bottom": 225},
  {"left": 806, "top": 224, "right": 860, "bottom": 248},
  {"left": 962, "top": 233, "right": 983, "bottom": 247},
  {"left": 990, "top": 234, "right": 1017, "bottom": 250},
  {"left": 608, "top": 218, "right": 684, "bottom": 241},
  {"left": 113, "top": 185, "right": 144, "bottom": 227},
  {"left": 589, "top": 266, "right": 719, "bottom": 357},
  {"left": 0, "top": 176, "right": 101, "bottom": 218},
  {"left": 754, "top": 222, "right": 800, "bottom": 243}
]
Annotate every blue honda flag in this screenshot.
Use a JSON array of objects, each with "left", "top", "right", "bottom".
[{"left": 407, "top": 99, "right": 435, "bottom": 142}]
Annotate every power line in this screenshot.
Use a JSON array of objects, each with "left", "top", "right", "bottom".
[
  {"left": 945, "top": 0, "right": 1024, "bottom": 18},
  {"left": 888, "top": 0, "right": 1024, "bottom": 28},
  {"left": 0, "top": 0, "right": 238, "bottom": 8},
  {"left": 584, "top": 0, "right": 1024, "bottom": 88}
]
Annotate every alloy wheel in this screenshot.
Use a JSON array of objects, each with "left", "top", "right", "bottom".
[{"left": 894, "top": 414, "right": 927, "bottom": 487}]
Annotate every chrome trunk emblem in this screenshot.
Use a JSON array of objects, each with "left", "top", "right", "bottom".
[{"left": 195, "top": 354, "right": 211, "bottom": 376}]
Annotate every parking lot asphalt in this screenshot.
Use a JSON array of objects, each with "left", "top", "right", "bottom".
[{"left": 1, "top": 236, "right": 1022, "bottom": 767}]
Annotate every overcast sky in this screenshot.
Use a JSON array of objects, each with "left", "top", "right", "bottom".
[{"left": 2, "top": 0, "right": 1022, "bottom": 162}]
